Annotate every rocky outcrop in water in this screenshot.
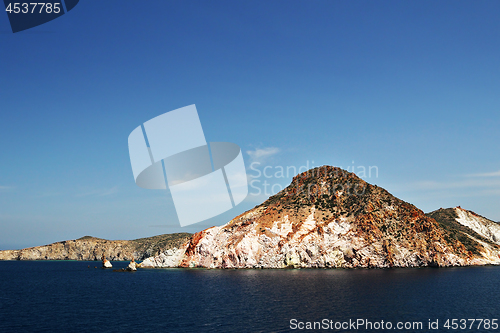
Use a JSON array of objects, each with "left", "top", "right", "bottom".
[
  {"left": 143, "top": 166, "right": 500, "bottom": 268},
  {"left": 0, "top": 233, "right": 191, "bottom": 261},
  {"left": 102, "top": 254, "right": 112, "bottom": 268},
  {"left": 126, "top": 260, "right": 137, "bottom": 271}
]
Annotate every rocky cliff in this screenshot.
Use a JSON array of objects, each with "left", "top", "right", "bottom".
[
  {"left": 427, "top": 207, "right": 500, "bottom": 263},
  {"left": 0, "top": 233, "right": 191, "bottom": 261},
  {"left": 143, "top": 166, "right": 500, "bottom": 268}
]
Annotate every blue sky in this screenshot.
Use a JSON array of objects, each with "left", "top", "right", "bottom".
[{"left": 1, "top": 1, "right": 500, "bottom": 249}]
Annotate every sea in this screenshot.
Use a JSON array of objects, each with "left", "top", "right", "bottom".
[{"left": 0, "top": 261, "right": 499, "bottom": 333}]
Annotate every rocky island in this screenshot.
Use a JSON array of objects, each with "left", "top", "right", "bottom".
[
  {"left": 2, "top": 166, "right": 499, "bottom": 269},
  {"left": 142, "top": 166, "right": 500, "bottom": 268}
]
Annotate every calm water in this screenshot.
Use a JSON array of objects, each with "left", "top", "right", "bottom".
[{"left": 0, "top": 261, "right": 499, "bottom": 332}]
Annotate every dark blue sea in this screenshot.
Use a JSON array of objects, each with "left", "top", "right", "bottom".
[{"left": 0, "top": 261, "right": 499, "bottom": 333}]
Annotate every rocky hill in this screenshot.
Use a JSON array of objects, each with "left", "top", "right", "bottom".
[
  {"left": 142, "top": 166, "right": 500, "bottom": 268},
  {"left": 0, "top": 233, "right": 191, "bottom": 261},
  {"left": 427, "top": 207, "right": 500, "bottom": 261}
]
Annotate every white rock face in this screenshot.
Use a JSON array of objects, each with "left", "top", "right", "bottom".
[
  {"left": 126, "top": 261, "right": 137, "bottom": 271},
  {"left": 141, "top": 248, "right": 184, "bottom": 268},
  {"left": 468, "top": 237, "right": 500, "bottom": 266},
  {"left": 143, "top": 206, "right": 471, "bottom": 269},
  {"left": 455, "top": 207, "right": 500, "bottom": 245}
]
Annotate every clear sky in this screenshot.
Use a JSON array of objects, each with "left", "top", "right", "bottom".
[{"left": 1, "top": 1, "right": 500, "bottom": 249}]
